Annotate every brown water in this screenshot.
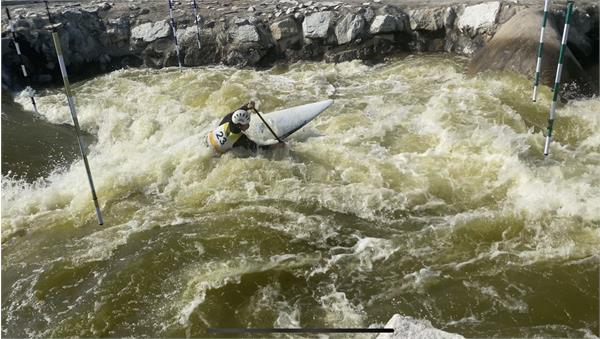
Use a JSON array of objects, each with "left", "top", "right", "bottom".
[{"left": 2, "top": 55, "right": 599, "bottom": 337}]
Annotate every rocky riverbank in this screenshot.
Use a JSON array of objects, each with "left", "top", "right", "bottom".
[{"left": 1, "top": 0, "right": 598, "bottom": 95}]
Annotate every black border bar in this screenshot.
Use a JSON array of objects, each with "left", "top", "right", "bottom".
[{"left": 208, "top": 328, "right": 394, "bottom": 333}]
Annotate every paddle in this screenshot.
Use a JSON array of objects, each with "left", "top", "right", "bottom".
[{"left": 250, "top": 107, "right": 285, "bottom": 145}]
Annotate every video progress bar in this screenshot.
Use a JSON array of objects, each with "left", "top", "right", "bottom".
[{"left": 208, "top": 328, "right": 394, "bottom": 334}]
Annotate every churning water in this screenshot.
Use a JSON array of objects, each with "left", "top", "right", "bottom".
[{"left": 2, "top": 55, "right": 599, "bottom": 337}]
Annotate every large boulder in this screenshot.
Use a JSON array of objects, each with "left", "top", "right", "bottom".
[
  {"left": 176, "top": 26, "right": 199, "bottom": 46},
  {"left": 103, "top": 17, "right": 131, "bottom": 54},
  {"left": 468, "top": 8, "right": 596, "bottom": 96},
  {"left": 232, "top": 24, "right": 260, "bottom": 43},
  {"left": 409, "top": 8, "right": 445, "bottom": 31},
  {"left": 369, "top": 14, "right": 407, "bottom": 34},
  {"left": 224, "top": 21, "right": 274, "bottom": 67},
  {"left": 457, "top": 1, "right": 501, "bottom": 35},
  {"left": 303, "top": 11, "right": 334, "bottom": 39},
  {"left": 270, "top": 17, "right": 302, "bottom": 50},
  {"left": 181, "top": 26, "right": 220, "bottom": 66},
  {"left": 130, "top": 20, "right": 171, "bottom": 43},
  {"left": 270, "top": 17, "right": 301, "bottom": 41},
  {"left": 335, "top": 13, "right": 366, "bottom": 45}
]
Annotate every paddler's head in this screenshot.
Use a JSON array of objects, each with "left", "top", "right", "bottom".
[{"left": 232, "top": 109, "right": 251, "bottom": 131}]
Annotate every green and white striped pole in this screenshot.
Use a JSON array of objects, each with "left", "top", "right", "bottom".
[
  {"left": 44, "top": 1, "right": 104, "bottom": 225},
  {"left": 191, "top": 0, "right": 202, "bottom": 50},
  {"left": 167, "top": 0, "right": 183, "bottom": 69},
  {"left": 5, "top": 7, "right": 39, "bottom": 114},
  {"left": 544, "top": 0, "right": 575, "bottom": 157},
  {"left": 532, "top": 0, "right": 551, "bottom": 102}
]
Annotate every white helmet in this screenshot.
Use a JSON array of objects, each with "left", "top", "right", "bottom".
[{"left": 232, "top": 109, "right": 251, "bottom": 125}]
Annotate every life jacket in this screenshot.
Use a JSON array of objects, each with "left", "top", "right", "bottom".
[{"left": 207, "top": 122, "right": 243, "bottom": 154}]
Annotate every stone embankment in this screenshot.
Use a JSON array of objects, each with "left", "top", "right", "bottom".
[{"left": 1, "top": 0, "right": 598, "bottom": 95}]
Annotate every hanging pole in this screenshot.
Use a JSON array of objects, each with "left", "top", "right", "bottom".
[
  {"left": 532, "top": 0, "right": 551, "bottom": 102},
  {"left": 191, "top": 0, "right": 202, "bottom": 50},
  {"left": 167, "top": 0, "right": 183, "bottom": 69},
  {"left": 5, "top": 7, "right": 39, "bottom": 114},
  {"left": 544, "top": 0, "right": 575, "bottom": 157},
  {"left": 44, "top": 1, "right": 104, "bottom": 225}
]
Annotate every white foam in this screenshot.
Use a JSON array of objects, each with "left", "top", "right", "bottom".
[
  {"left": 376, "top": 314, "right": 463, "bottom": 339},
  {"left": 319, "top": 284, "right": 365, "bottom": 327}
]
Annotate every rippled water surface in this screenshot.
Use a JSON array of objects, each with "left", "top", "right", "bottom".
[{"left": 2, "top": 55, "right": 599, "bottom": 337}]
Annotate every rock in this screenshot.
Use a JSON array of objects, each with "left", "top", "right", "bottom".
[
  {"left": 176, "top": 26, "right": 198, "bottom": 45},
  {"left": 131, "top": 20, "right": 171, "bottom": 43},
  {"left": 104, "top": 17, "right": 130, "bottom": 50},
  {"left": 369, "top": 14, "right": 399, "bottom": 34},
  {"left": 457, "top": 2, "right": 500, "bottom": 34},
  {"left": 140, "top": 8, "right": 150, "bottom": 15},
  {"left": 566, "top": 10, "right": 596, "bottom": 60},
  {"left": 468, "top": 8, "right": 596, "bottom": 96},
  {"left": 98, "top": 2, "right": 111, "bottom": 10},
  {"left": 362, "top": 7, "right": 375, "bottom": 23},
  {"left": 99, "top": 53, "right": 111, "bottom": 64},
  {"left": 302, "top": 11, "right": 334, "bottom": 39},
  {"left": 286, "top": 8, "right": 295, "bottom": 15},
  {"left": 35, "top": 74, "right": 53, "bottom": 83},
  {"left": 235, "top": 17, "right": 250, "bottom": 26},
  {"left": 568, "top": 25, "right": 594, "bottom": 59},
  {"left": 232, "top": 24, "right": 260, "bottom": 43},
  {"left": 294, "top": 12, "right": 304, "bottom": 21},
  {"left": 248, "top": 6, "right": 256, "bottom": 12},
  {"left": 270, "top": 17, "right": 301, "bottom": 40},
  {"left": 335, "top": 13, "right": 366, "bottom": 45},
  {"left": 444, "top": 7, "right": 456, "bottom": 28},
  {"left": 571, "top": 9, "right": 595, "bottom": 35},
  {"left": 409, "top": 8, "right": 445, "bottom": 31},
  {"left": 497, "top": 3, "right": 517, "bottom": 25}
]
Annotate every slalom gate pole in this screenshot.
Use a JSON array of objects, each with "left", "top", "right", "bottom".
[
  {"left": 544, "top": 0, "right": 575, "bottom": 157},
  {"left": 191, "top": 0, "right": 202, "bottom": 50},
  {"left": 167, "top": 0, "right": 183, "bottom": 69},
  {"left": 532, "top": 0, "right": 551, "bottom": 102},
  {"left": 44, "top": 1, "right": 104, "bottom": 225},
  {"left": 5, "top": 7, "right": 39, "bottom": 113}
]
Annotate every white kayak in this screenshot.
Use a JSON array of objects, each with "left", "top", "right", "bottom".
[
  {"left": 245, "top": 100, "right": 333, "bottom": 146},
  {"left": 245, "top": 99, "right": 333, "bottom": 146}
]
